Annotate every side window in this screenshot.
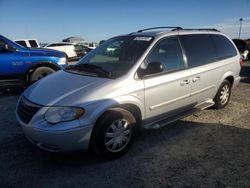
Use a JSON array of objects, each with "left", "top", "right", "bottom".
[
  {"left": 58, "top": 43, "right": 66, "bottom": 46},
  {"left": 15, "top": 41, "right": 28, "bottom": 48},
  {"left": 180, "top": 34, "right": 217, "bottom": 68},
  {"left": 143, "top": 37, "right": 185, "bottom": 73},
  {"left": 211, "top": 35, "right": 237, "bottom": 60},
  {"left": 48, "top": 44, "right": 57, "bottom": 47},
  {"left": 29, "top": 40, "right": 38, "bottom": 48}
]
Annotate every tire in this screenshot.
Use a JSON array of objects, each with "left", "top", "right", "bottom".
[
  {"left": 213, "top": 80, "right": 232, "bottom": 109},
  {"left": 90, "top": 108, "right": 137, "bottom": 160},
  {"left": 30, "top": 67, "right": 55, "bottom": 84}
]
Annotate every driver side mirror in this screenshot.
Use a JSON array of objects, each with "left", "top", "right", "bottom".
[
  {"left": 137, "top": 62, "right": 164, "bottom": 79},
  {"left": 146, "top": 62, "right": 163, "bottom": 74}
]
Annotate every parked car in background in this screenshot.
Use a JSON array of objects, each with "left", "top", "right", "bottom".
[
  {"left": 233, "top": 39, "right": 249, "bottom": 60},
  {"left": 242, "top": 49, "right": 249, "bottom": 60},
  {"left": 74, "top": 44, "right": 92, "bottom": 58},
  {"left": 83, "top": 42, "right": 97, "bottom": 49},
  {"left": 44, "top": 42, "right": 77, "bottom": 59},
  {"left": 16, "top": 27, "right": 241, "bottom": 160},
  {"left": 14, "top": 39, "right": 40, "bottom": 48},
  {"left": 0, "top": 35, "right": 66, "bottom": 87}
]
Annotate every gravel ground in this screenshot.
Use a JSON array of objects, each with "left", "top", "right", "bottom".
[{"left": 0, "top": 62, "right": 250, "bottom": 187}]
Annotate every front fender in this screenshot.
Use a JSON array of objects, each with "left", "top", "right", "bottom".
[{"left": 78, "top": 95, "right": 145, "bottom": 127}]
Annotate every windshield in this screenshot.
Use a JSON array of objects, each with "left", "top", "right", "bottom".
[{"left": 65, "top": 36, "right": 153, "bottom": 78}]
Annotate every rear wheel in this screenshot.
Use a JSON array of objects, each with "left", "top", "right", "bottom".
[
  {"left": 90, "top": 108, "right": 137, "bottom": 160},
  {"left": 213, "top": 80, "right": 232, "bottom": 109},
  {"left": 30, "top": 67, "right": 55, "bottom": 84}
]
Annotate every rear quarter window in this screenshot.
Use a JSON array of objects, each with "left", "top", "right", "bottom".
[
  {"left": 180, "top": 34, "right": 217, "bottom": 68},
  {"left": 211, "top": 35, "right": 238, "bottom": 60}
]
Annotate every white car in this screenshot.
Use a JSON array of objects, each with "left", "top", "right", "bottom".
[
  {"left": 14, "top": 39, "right": 40, "bottom": 48},
  {"left": 83, "top": 42, "right": 97, "bottom": 49},
  {"left": 44, "top": 42, "right": 77, "bottom": 59}
]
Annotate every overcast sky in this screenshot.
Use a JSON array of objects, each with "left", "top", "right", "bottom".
[{"left": 0, "top": 0, "right": 250, "bottom": 43}]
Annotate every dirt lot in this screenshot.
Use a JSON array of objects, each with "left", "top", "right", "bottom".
[{"left": 0, "top": 62, "right": 250, "bottom": 187}]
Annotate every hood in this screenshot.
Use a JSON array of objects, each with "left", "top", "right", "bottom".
[
  {"left": 24, "top": 70, "right": 110, "bottom": 106},
  {"left": 26, "top": 48, "right": 65, "bottom": 58}
]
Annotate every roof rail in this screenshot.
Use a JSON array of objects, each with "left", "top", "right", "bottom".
[
  {"left": 137, "top": 27, "right": 183, "bottom": 33},
  {"left": 178, "top": 28, "right": 220, "bottom": 32}
]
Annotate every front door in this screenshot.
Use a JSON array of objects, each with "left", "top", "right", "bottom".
[
  {"left": 0, "top": 39, "right": 26, "bottom": 78},
  {"left": 141, "top": 36, "right": 192, "bottom": 121}
]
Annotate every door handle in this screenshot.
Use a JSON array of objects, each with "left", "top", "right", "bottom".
[
  {"left": 180, "top": 80, "right": 190, "bottom": 86},
  {"left": 192, "top": 76, "right": 201, "bottom": 83}
]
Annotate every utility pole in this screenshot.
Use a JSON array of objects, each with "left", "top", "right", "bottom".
[{"left": 239, "top": 18, "right": 243, "bottom": 39}]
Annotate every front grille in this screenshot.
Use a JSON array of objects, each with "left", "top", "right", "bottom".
[{"left": 17, "top": 97, "right": 41, "bottom": 124}]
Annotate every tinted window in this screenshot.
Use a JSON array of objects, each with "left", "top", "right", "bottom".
[
  {"left": 0, "top": 39, "right": 6, "bottom": 51},
  {"left": 57, "top": 43, "right": 72, "bottom": 46},
  {"left": 56, "top": 43, "right": 64, "bottom": 46},
  {"left": 143, "top": 37, "right": 185, "bottom": 73},
  {"left": 47, "top": 44, "right": 57, "bottom": 47},
  {"left": 29, "top": 40, "right": 38, "bottom": 47},
  {"left": 212, "top": 35, "right": 237, "bottom": 59},
  {"left": 15, "top": 41, "right": 27, "bottom": 47},
  {"left": 180, "top": 34, "right": 216, "bottom": 68}
]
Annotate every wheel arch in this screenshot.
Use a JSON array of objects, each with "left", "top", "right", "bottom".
[
  {"left": 89, "top": 101, "right": 143, "bottom": 147},
  {"left": 220, "top": 71, "right": 235, "bottom": 88},
  {"left": 24, "top": 61, "right": 61, "bottom": 84},
  {"left": 94, "top": 102, "right": 143, "bottom": 129}
]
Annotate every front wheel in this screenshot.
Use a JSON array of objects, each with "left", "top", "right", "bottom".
[
  {"left": 30, "top": 67, "right": 55, "bottom": 84},
  {"left": 90, "top": 108, "right": 137, "bottom": 160},
  {"left": 213, "top": 80, "right": 232, "bottom": 109}
]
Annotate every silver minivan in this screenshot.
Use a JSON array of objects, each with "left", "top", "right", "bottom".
[{"left": 16, "top": 27, "right": 241, "bottom": 159}]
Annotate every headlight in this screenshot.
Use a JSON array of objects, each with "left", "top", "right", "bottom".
[
  {"left": 45, "top": 106, "right": 85, "bottom": 124},
  {"left": 57, "top": 57, "right": 66, "bottom": 65}
]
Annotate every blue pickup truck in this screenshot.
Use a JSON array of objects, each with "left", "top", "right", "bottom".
[{"left": 0, "top": 35, "right": 66, "bottom": 87}]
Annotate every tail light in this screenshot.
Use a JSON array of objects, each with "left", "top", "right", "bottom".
[{"left": 240, "top": 56, "right": 243, "bottom": 67}]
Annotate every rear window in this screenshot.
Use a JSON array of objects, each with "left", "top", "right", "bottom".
[
  {"left": 29, "top": 40, "right": 38, "bottom": 47},
  {"left": 212, "top": 35, "right": 238, "bottom": 59},
  {"left": 180, "top": 34, "right": 217, "bottom": 68},
  {"left": 15, "top": 41, "right": 27, "bottom": 47}
]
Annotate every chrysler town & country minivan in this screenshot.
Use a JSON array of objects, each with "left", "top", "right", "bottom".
[{"left": 16, "top": 27, "right": 241, "bottom": 159}]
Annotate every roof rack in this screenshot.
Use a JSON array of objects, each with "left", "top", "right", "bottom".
[
  {"left": 179, "top": 28, "right": 220, "bottom": 32},
  {"left": 137, "top": 27, "right": 183, "bottom": 33},
  {"left": 129, "top": 27, "right": 220, "bottom": 35}
]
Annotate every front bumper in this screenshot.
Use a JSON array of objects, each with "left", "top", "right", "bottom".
[
  {"left": 16, "top": 96, "right": 95, "bottom": 152},
  {"left": 21, "top": 124, "right": 93, "bottom": 152}
]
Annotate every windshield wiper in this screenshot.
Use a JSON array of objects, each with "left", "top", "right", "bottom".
[{"left": 66, "top": 63, "right": 111, "bottom": 78}]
